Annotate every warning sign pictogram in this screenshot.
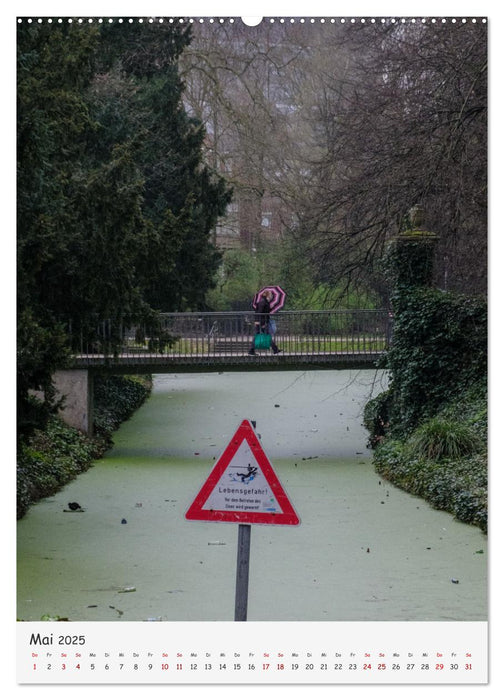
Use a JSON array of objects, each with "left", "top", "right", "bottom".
[{"left": 185, "top": 419, "right": 300, "bottom": 525}]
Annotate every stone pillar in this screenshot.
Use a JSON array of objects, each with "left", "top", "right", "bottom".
[
  {"left": 53, "top": 369, "right": 94, "bottom": 435},
  {"left": 384, "top": 204, "right": 439, "bottom": 293}
]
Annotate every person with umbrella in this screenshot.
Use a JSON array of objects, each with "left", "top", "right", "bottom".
[{"left": 248, "top": 289, "right": 282, "bottom": 355}]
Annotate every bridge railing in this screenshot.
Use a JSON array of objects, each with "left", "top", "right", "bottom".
[{"left": 69, "top": 310, "right": 391, "bottom": 361}]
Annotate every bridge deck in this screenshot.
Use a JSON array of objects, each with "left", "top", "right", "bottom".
[{"left": 71, "top": 350, "right": 383, "bottom": 373}]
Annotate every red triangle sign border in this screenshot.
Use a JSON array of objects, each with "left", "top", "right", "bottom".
[{"left": 185, "top": 419, "right": 300, "bottom": 525}]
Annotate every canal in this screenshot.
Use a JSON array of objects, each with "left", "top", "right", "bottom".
[{"left": 17, "top": 370, "right": 487, "bottom": 622}]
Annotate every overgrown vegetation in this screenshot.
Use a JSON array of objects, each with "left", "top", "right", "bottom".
[
  {"left": 364, "top": 233, "right": 487, "bottom": 532},
  {"left": 93, "top": 375, "right": 152, "bottom": 441},
  {"left": 372, "top": 385, "right": 487, "bottom": 532},
  {"left": 381, "top": 288, "right": 486, "bottom": 436},
  {"left": 17, "top": 375, "right": 151, "bottom": 519}
]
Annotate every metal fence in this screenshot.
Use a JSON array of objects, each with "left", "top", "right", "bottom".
[{"left": 69, "top": 310, "right": 390, "bottom": 362}]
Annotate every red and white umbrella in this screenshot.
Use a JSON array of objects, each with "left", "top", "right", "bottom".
[{"left": 252, "top": 285, "right": 286, "bottom": 313}]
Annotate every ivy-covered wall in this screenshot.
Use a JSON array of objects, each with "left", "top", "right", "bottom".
[
  {"left": 384, "top": 288, "right": 487, "bottom": 436},
  {"left": 363, "top": 216, "right": 487, "bottom": 531},
  {"left": 383, "top": 235, "right": 438, "bottom": 293},
  {"left": 369, "top": 222, "right": 487, "bottom": 439}
]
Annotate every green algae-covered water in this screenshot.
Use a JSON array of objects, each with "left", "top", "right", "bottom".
[{"left": 17, "top": 370, "right": 487, "bottom": 622}]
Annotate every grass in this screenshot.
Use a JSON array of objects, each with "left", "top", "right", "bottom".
[{"left": 407, "top": 418, "right": 481, "bottom": 460}]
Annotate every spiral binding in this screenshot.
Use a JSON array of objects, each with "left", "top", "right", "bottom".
[{"left": 16, "top": 17, "right": 488, "bottom": 25}]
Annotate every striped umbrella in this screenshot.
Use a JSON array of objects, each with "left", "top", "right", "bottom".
[{"left": 252, "top": 285, "right": 286, "bottom": 313}]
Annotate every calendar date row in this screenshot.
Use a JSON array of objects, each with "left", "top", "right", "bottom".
[{"left": 32, "top": 661, "right": 475, "bottom": 672}]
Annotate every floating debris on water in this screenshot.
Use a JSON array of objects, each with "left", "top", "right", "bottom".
[
  {"left": 118, "top": 586, "right": 136, "bottom": 593},
  {"left": 208, "top": 541, "right": 226, "bottom": 546},
  {"left": 64, "top": 502, "right": 85, "bottom": 512}
]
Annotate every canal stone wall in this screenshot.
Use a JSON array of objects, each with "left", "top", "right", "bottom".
[{"left": 53, "top": 369, "right": 94, "bottom": 435}]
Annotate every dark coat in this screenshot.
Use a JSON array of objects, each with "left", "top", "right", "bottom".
[{"left": 255, "top": 297, "right": 271, "bottom": 330}]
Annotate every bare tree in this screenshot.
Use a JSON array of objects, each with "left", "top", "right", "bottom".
[
  {"left": 292, "top": 21, "right": 487, "bottom": 297},
  {"left": 179, "top": 20, "right": 487, "bottom": 300},
  {"left": 180, "top": 22, "right": 324, "bottom": 251}
]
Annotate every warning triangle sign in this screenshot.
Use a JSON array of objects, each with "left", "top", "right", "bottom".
[{"left": 185, "top": 420, "right": 300, "bottom": 525}]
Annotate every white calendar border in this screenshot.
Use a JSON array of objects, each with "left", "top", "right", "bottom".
[{"left": 5, "top": 0, "right": 501, "bottom": 696}]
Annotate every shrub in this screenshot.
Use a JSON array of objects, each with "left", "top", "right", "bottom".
[{"left": 407, "top": 418, "right": 480, "bottom": 461}]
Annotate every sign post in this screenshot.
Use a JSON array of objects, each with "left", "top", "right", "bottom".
[
  {"left": 186, "top": 419, "right": 299, "bottom": 620},
  {"left": 235, "top": 523, "right": 251, "bottom": 621}
]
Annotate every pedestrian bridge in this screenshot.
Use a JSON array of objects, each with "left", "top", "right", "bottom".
[
  {"left": 57, "top": 310, "right": 390, "bottom": 434},
  {"left": 69, "top": 309, "right": 390, "bottom": 373}
]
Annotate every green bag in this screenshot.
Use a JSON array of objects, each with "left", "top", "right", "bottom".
[{"left": 254, "top": 332, "right": 272, "bottom": 350}]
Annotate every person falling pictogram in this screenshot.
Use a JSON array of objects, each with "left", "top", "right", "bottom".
[{"left": 234, "top": 465, "right": 258, "bottom": 484}]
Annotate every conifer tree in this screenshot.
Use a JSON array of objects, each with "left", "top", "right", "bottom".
[{"left": 17, "top": 20, "right": 231, "bottom": 434}]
